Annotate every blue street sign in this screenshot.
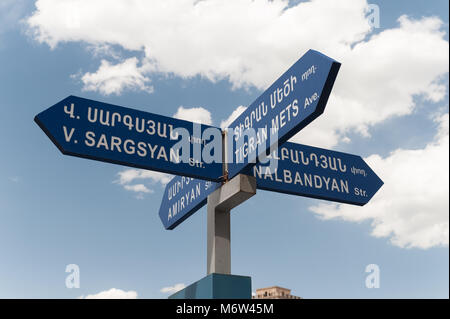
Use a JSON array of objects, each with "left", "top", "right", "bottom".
[
  {"left": 242, "top": 142, "right": 383, "bottom": 206},
  {"left": 226, "top": 49, "right": 341, "bottom": 179},
  {"left": 159, "top": 175, "right": 221, "bottom": 230},
  {"left": 35, "top": 95, "right": 223, "bottom": 181}
]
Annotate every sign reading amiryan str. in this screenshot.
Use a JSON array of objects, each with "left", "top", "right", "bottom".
[
  {"left": 34, "top": 95, "right": 223, "bottom": 181},
  {"left": 159, "top": 176, "right": 221, "bottom": 230},
  {"left": 226, "top": 49, "right": 341, "bottom": 179},
  {"left": 159, "top": 142, "right": 383, "bottom": 230}
]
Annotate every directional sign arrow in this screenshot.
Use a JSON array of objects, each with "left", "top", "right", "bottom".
[
  {"left": 226, "top": 49, "right": 341, "bottom": 179},
  {"left": 242, "top": 142, "right": 383, "bottom": 206},
  {"left": 159, "top": 175, "right": 221, "bottom": 230},
  {"left": 35, "top": 95, "right": 223, "bottom": 181}
]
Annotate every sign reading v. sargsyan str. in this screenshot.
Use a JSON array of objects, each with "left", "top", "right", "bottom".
[
  {"left": 34, "top": 95, "right": 223, "bottom": 181},
  {"left": 226, "top": 49, "right": 341, "bottom": 179}
]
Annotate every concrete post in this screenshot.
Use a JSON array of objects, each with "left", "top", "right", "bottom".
[{"left": 207, "top": 174, "right": 256, "bottom": 275}]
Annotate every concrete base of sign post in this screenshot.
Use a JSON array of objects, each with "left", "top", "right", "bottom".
[
  {"left": 168, "top": 273, "right": 252, "bottom": 299},
  {"left": 207, "top": 174, "right": 256, "bottom": 275}
]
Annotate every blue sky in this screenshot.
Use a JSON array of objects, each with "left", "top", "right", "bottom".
[{"left": 0, "top": 0, "right": 448, "bottom": 298}]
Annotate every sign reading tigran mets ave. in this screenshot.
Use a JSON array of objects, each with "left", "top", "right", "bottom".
[
  {"left": 35, "top": 49, "right": 383, "bottom": 232},
  {"left": 225, "top": 49, "right": 341, "bottom": 179}
]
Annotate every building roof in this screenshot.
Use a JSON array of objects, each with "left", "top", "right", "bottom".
[{"left": 255, "top": 286, "right": 291, "bottom": 292}]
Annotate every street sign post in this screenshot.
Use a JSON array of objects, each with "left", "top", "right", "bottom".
[
  {"left": 159, "top": 175, "right": 221, "bottom": 230},
  {"left": 226, "top": 49, "right": 341, "bottom": 179},
  {"left": 242, "top": 142, "right": 384, "bottom": 206},
  {"left": 34, "top": 49, "right": 384, "bottom": 300},
  {"left": 35, "top": 95, "right": 223, "bottom": 181}
]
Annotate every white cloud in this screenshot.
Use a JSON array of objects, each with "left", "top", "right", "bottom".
[
  {"left": 220, "top": 105, "right": 246, "bottom": 129},
  {"left": 116, "top": 169, "right": 172, "bottom": 186},
  {"left": 160, "top": 283, "right": 186, "bottom": 294},
  {"left": 291, "top": 15, "right": 449, "bottom": 148},
  {"left": 173, "top": 106, "right": 212, "bottom": 125},
  {"left": 115, "top": 169, "right": 172, "bottom": 198},
  {"left": 309, "top": 113, "right": 449, "bottom": 249},
  {"left": 26, "top": 0, "right": 371, "bottom": 89},
  {"left": 86, "top": 43, "right": 122, "bottom": 60},
  {"left": 341, "top": 136, "right": 351, "bottom": 144},
  {"left": 27, "top": 1, "right": 448, "bottom": 144},
  {"left": 124, "top": 184, "right": 152, "bottom": 194},
  {"left": 80, "top": 58, "right": 153, "bottom": 95},
  {"left": 80, "top": 288, "right": 138, "bottom": 299}
]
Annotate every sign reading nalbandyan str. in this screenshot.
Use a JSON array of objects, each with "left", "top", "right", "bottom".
[
  {"left": 242, "top": 142, "right": 384, "bottom": 206},
  {"left": 226, "top": 49, "right": 341, "bottom": 179},
  {"left": 159, "top": 175, "right": 221, "bottom": 230},
  {"left": 34, "top": 96, "right": 223, "bottom": 181}
]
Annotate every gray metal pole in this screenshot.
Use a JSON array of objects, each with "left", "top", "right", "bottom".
[{"left": 207, "top": 174, "right": 256, "bottom": 275}]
